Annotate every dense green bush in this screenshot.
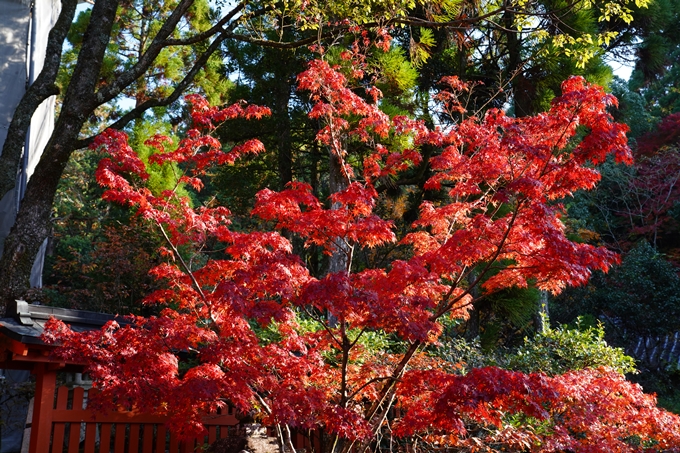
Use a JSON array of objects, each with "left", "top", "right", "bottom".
[
  {"left": 506, "top": 319, "right": 637, "bottom": 376},
  {"left": 435, "top": 319, "right": 636, "bottom": 376}
]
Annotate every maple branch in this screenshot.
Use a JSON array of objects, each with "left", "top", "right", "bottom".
[
  {"left": 253, "top": 391, "right": 272, "bottom": 415},
  {"left": 206, "top": 0, "right": 566, "bottom": 56},
  {"left": 433, "top": 202, "right": 523, "bottom": 321},
  {"left": 252, "top": 391, "right": 290, "bottom": 453},
  {"left": 550, "top": 103, "right": 582, "bottom": 162},
  {"left": 346, "top": 376, "right": 395, "bottom": 402},
  {"left": 303, "top": 306, "right": 342, "bottom": 347},
  {"left": 156, "top": 221, "right": 211, "bottom": 312},
  {"left": 346, "top": 242, "right": 355, "bottom": 273},
  {"left": 348, "top": 327, "right": 367, "bottom": 349},
  {"left": 222, "top": 8, "right": 499, "bottom": 52},
  {"left": 329, "top": 237, "right": 355, "bottom": 273},
  {"left": 346, "top": 264, "right": 485, "bottom": 432},
  {"left": 349, "top": 346, "right": 419, "bottom": 453},
  {"left": 361, "top": 342, "right": 421, "bottom": 428},
  {"left": 340, "top": 321, "right": 350, "bottom": 406},
  {"left": 369, "top": 391, "right": 398, "bottom": 449},
  {"left": 283, "top": 424, "right": 298, "bottom": 453}
]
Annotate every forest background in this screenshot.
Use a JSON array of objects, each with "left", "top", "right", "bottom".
[{"left": 3, "top": 0, "right": 680, "bottom": 449}]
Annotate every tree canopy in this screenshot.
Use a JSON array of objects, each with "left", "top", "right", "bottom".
[
  {"left": 0, "top": 0, "right": 660, "bottom": 311},
  {"left": 42, "top": 55, "right": 680, "bottom": 451}
]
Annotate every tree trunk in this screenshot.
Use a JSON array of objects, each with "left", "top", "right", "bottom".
[
  {"left": 502, "top": 1, "right": 535, "bottom": 118},
  {"left": 0, "top": 0, "right": 120, "bottom": 312},
  {"left": 274, "top": 58, "right": 293, "bottom": 191},
  {"left": 327, "top": 150, "right": 351, "bottom": 275},
  {"left": 464, "top": 270, "right": 481, "bottom": 339},
  {"left": 533, "top": 290, "right": 550, "bottom": 334},
  {"left": 326, "top": 139, "right": 351, "bottom": 453},
  {"left": 0, "top": 0, "right": 77, "bottom": 203}
]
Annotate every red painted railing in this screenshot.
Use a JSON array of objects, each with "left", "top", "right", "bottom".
[
  {"left": 28, "top": 364, "right": 320, "bottom": 453},
  {"left": 46, "top": 385, "right": 240, "bottom": 453}
]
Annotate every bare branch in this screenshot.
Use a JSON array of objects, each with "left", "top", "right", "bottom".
[{"left": 94, "top": 0, "right": 197, "bottom": 104}]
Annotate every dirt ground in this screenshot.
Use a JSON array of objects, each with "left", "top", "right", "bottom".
[{"left": 206, "top": 425, "right": 280, "bottom": 453}]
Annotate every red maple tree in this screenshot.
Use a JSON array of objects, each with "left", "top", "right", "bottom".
[{"left": 43, "top": 56, "right": 680, "bottom": 452}]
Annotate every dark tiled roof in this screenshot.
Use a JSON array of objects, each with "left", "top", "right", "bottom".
[{"left": 0, "top": 300, "right": 127, "bottom": 345}]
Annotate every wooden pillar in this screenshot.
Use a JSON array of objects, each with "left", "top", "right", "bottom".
[{"left": 29, "top": 362, "right": 56, "bottom": 453}]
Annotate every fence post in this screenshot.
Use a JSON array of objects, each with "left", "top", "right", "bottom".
[{"left": 29, "top": 363, "right": 56, "bottom": 453}]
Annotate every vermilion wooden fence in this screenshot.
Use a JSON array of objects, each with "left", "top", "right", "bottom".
[
  {"left": 27, "top": 363, "right": 245, "bottom": 453},
  {"left": 23, "top": 363, "right": 318, "bottom": 453},
  {"left": 46, "top": 385, "right": 241, "bottom": 453}
]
